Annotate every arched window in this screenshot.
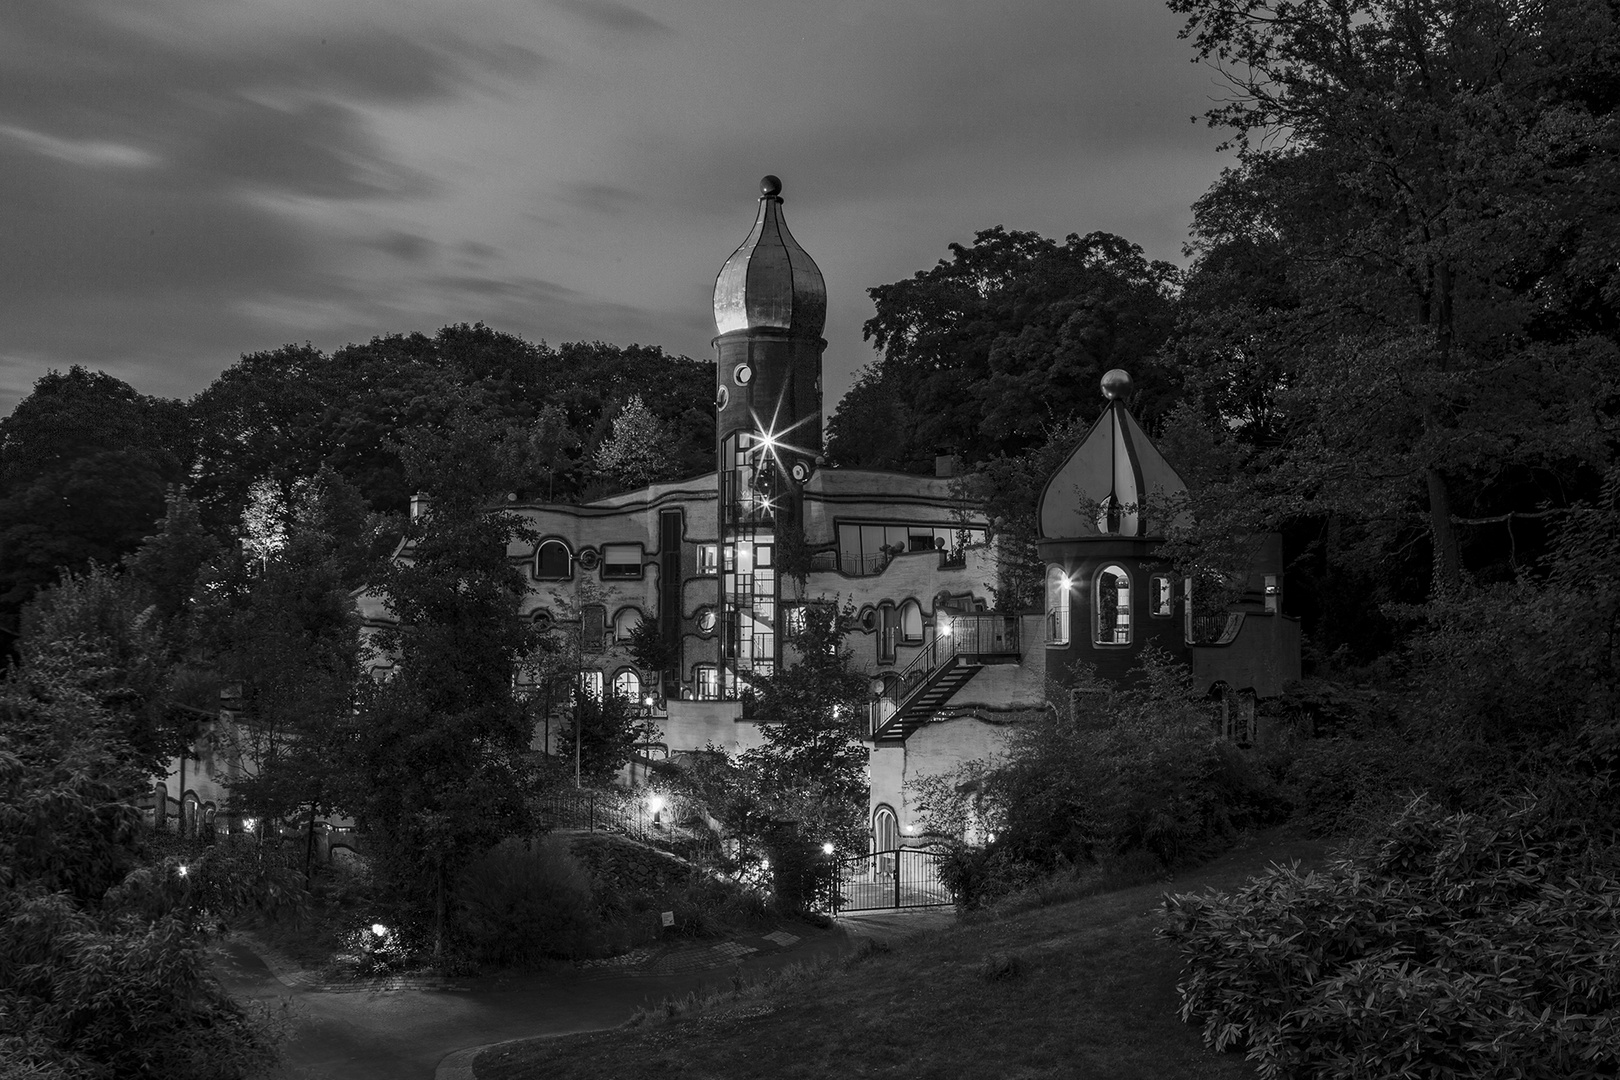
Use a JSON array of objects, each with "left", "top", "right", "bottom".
[
  {"left": 1095, "top": 565, "right": 1131, "bottom": 645},
  {"left": 1149, "top": 573, "right": 1174, "bottom": 617},
  {"left": 899, "top": 600, "right": 923, "bottom": 643},
  {"left": 1045, "top": 566, "right": 1070, "bottom": 644},
  {"left": 612, "top": 607, "right": 643, "bottom": 642},
  {"left": 872, "top": 805, "right": 899, "bottom": 854},
  {"left": 612, "top": 668, "right": 642, "bottom": 702},
  {"left": 536, "top": 539, "right": 572, "bottom": 580}
]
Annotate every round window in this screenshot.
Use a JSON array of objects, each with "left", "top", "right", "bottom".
[
  {"left": 577, "top": 548, "right": 600, "bottom": 571},
  {"left": 697, "top": 608, "right": 717, "bottom": 633},
  {"left": 733, "top": 363, "right": 753, "bottom": 385},
  {"left": 716, "top": 385, "right": 729, "bottom": 410}
]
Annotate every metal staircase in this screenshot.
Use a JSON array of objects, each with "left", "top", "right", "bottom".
[{"left": 868, "top": 614, "right": 1021, "bottom": 743}]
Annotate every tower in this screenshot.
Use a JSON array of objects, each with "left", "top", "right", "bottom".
[
  {"left": 1036, "top": 369, "right": 1191, "bottom": 685},
  {"left": 711, "top": 175, "right": 827, "bottom": 698}
]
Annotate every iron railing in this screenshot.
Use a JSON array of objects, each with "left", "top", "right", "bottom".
[
  {"left": 867, "top": 614, "right": 1020, "bottom": 736},
  {"left": 817, "top": 847, "right": 954, "bottom": 914}
]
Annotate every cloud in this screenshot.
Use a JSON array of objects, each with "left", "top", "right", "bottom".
[
  {"left": 550, "top": 0, "right": 669, "bottom": 35},
  {"left": 0, "top": 0, "right": 546, "bottom": 412}
]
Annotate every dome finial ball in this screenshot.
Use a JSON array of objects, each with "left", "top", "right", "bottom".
[
  {"left": 760, "top": 175, "right": 782, "bottom": 198},
  {"left": 1100, "top": 369, "right": 1132, "bottom": 400}
]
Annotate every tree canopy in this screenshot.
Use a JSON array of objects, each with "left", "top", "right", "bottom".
[{"left": 829, "top": 228, "right": 1181, "bottom": 471}]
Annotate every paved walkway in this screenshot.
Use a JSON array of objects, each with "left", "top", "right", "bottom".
[{"left": 213, "top": 916, "right": 898, "bottom": 1080}]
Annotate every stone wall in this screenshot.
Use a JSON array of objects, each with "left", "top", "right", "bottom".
[{"left": 564, "top": 830, "right": 695, "bottom": 896}]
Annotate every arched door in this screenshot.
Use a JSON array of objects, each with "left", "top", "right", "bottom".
[{"left": 872, "top": 805, "right": 899, "bottom": 853}]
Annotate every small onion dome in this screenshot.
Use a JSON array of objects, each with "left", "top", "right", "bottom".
[
  {"left": 713, "top": 175, "right": 827, "bottom": 338},
  {"left": 1037, "top": 371, "right": 1190, "bottom": 539}
]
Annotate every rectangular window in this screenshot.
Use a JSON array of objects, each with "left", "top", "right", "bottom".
[
  {"left": 579, "top": 670, "right": 603, "bottom": 701},
  {"left": 698, "top": 544, "right": 718, "bottom": 574},
  {"left": 602, "top": 543, "right": 642, "bottom": 579},
  {"left": 695, "top": 665, "right": 718, "bottom": 700}
]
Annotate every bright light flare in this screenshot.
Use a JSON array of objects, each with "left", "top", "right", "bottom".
[
  {"left": 647, "top": 795, "right": 666, "bottom": 815},
  {"left": 821, "top": 841, "right": 835, "bottom": 856},
  {"left": 371, "top": 923, "right": 388, "bottom": 938},
  {"left": 177, "top": 864, "right": 189, "bottom": 878}
]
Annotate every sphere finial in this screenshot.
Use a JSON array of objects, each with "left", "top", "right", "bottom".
[
  {"left": 760, "top": 175, "right": 782, "bottom": 198},
  {"left": 1100, "top": 368, "right": 1132, "bottom": 400}
]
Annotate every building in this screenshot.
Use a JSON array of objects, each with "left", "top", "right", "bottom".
[{"left": 350, "top": 175, "right": 1300, "bottom": 855}]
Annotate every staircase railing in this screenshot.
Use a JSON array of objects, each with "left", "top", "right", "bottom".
[{"left": 868, "top": 614, "right": 1020, "bottom": 737}]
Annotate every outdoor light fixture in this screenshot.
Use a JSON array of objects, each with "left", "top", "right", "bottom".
[
  {"left": 647, "top": 795, "right": 666, "bottom": 815},
  {"left": 177, "top": 864, "right": 189, "bottom": 878},
  {"left": 822, "top": 841, "right": 835, "bottom": 856},
  {"left": 371, "top": 923, "right": 388, "bottom": 938}
]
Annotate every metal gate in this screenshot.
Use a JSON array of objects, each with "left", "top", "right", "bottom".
[{"left": 820, "top": 847, "right": 953, "bottom": 914}]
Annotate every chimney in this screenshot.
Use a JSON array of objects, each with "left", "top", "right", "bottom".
[
  {"left": 410, "top": 492, "right": 430, "bottom": 521},
  {"left": 934, "top": 454, "right": 959, "bottom": 479}
]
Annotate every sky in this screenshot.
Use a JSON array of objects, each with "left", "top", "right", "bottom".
[{"left": 0, "top": 0, "right": 1235, "bottom": 420}]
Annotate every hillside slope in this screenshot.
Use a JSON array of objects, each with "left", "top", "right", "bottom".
[{"left": 476, "top": 830, "right": 1335, "bottom": 1080}]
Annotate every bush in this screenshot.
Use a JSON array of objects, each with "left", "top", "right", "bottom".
[
  {"left": 916, "top": 648, "right": 1284, "bottom": 885},
  {"left": 1161, "top": 795, "right": 1620, "bottom": 1079},
  {"left": 456, "top": 837, "right": 597, "bottom": 967}
]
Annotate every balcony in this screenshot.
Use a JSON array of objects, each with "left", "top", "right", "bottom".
[{"left": 868, "top": 613, "right": 1021, "bottom": 743}]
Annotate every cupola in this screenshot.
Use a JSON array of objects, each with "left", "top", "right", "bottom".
[
  {"left": 712, "top": 175, "right": 827, "bottom": 339},
  {"left": 1038, "top": 369, "right": 1188, "bottom": 540}
]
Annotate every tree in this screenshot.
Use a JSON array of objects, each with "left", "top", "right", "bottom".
[
  {"left": 218, "top": 472, "right": 369, "bottom": 881},
  {"left": 1167, "top": 0, "right": 1620, "bottom": 601},
  {"left": 740, "top": 603, "right": 871, "bottom": 851},
  {"left": 830, "top": 229, "right": 1180, "bottom": 470},
  {"left": 0, "top": 367, "right": 188, "bottom": 644},
  {"left": 554, "top": 686, "right": 657, "bottom": 786},
  {"left": 0, "top": 624, "right": 291, "bottom": 1080},
  {"left": 593, "top": 394, "right": 676, "bottom": 490},
  {"left": 348, "top": 409, "right": 542, "bottom": 965}
]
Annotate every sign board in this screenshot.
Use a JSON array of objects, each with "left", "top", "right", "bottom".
[{"left": 661, "top": 911, "right": 675, "bottom": 928}]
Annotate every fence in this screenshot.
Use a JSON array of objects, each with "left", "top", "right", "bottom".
[
  {"left": 817, "top": 847, "right": 954, "bottom": 914},
  {"left": 533, "top": 788, "right": 720, "bottom": 864}
]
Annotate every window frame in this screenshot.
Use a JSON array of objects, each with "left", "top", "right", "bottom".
[
  {"left": 694, "top": 664, "right": 719, "bottom": 700},
  {"left": 611, "top": 667, "right": 642, "bottom": 702},
  {"left": 1148, "top": 573, "right": 1174, "bottom": 618},
  {"left": 1094, "top": 564, "right": 1132, "bottom": 647},
  {"left": 579, "top": 670, "right": 603, "bottom": 701},
  {"left": 697, "top": 543, "right": 719, "bottom": 575},
  {"left": 535, "top": 538, "right": 573, "bottom": 580},
  {"left": 601, "top": 543, "right": 643, "bottom": 580},
  {"left": 1044, "top": 565, "right": 1070, "bottom": 645},
  {"left": 612, "top": 606, "right": 643, "bottom": 642}
]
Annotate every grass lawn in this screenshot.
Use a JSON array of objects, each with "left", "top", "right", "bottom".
[{"left": 474, "top": 829, "right": 1336, "bottom": 1080}]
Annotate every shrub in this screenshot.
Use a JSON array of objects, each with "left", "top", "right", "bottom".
[
  {"left": 1161, "top": 795, "right": 1620, "bottom": 1079},
  {"left": 916, "top": 648, "right": 1284, "bottom": 890},
  {"left": 456, "top": 836, "right": 596, "bottom": 967}
]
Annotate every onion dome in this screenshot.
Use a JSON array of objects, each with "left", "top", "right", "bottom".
[
  {"left": 712, "top": 175, "right": 826, "bottom": 339},
  {"left": 1038, "top": 369, "right": 1189, "bottom": 540}
]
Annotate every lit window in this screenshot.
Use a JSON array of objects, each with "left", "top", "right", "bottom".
[
  {"left": 697, "top": 544, "right": 719, "bottom": 574},
  {"left": 900, "top": 600, "right": 923, "bottom": 643},
  {"left": 612, "top": 668, "right": 641, "bottom": 701},
  {"left": 1095, "top": 565, "right": 1131, "bottom": 645},
  {"left": 536, "top": 540, "right": 571, "bottom": 580},
  {"left": 579, "top": 670, "right": 603, "bottom": 700},
  {"left": 1045, "top": 566, "right": 1070, "bottom": 645},
  {"left": 602, "top": 544, "right": 642, "bottom": 579},
  {"left": 1149, "top": 574, "right": 1173, "bottom": 618},
  {"left": 695, "top": 665, "right": 719, "bottom": 700},
  {"left": 612, "top": 607, "right": 642, "bottom": 641}
]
